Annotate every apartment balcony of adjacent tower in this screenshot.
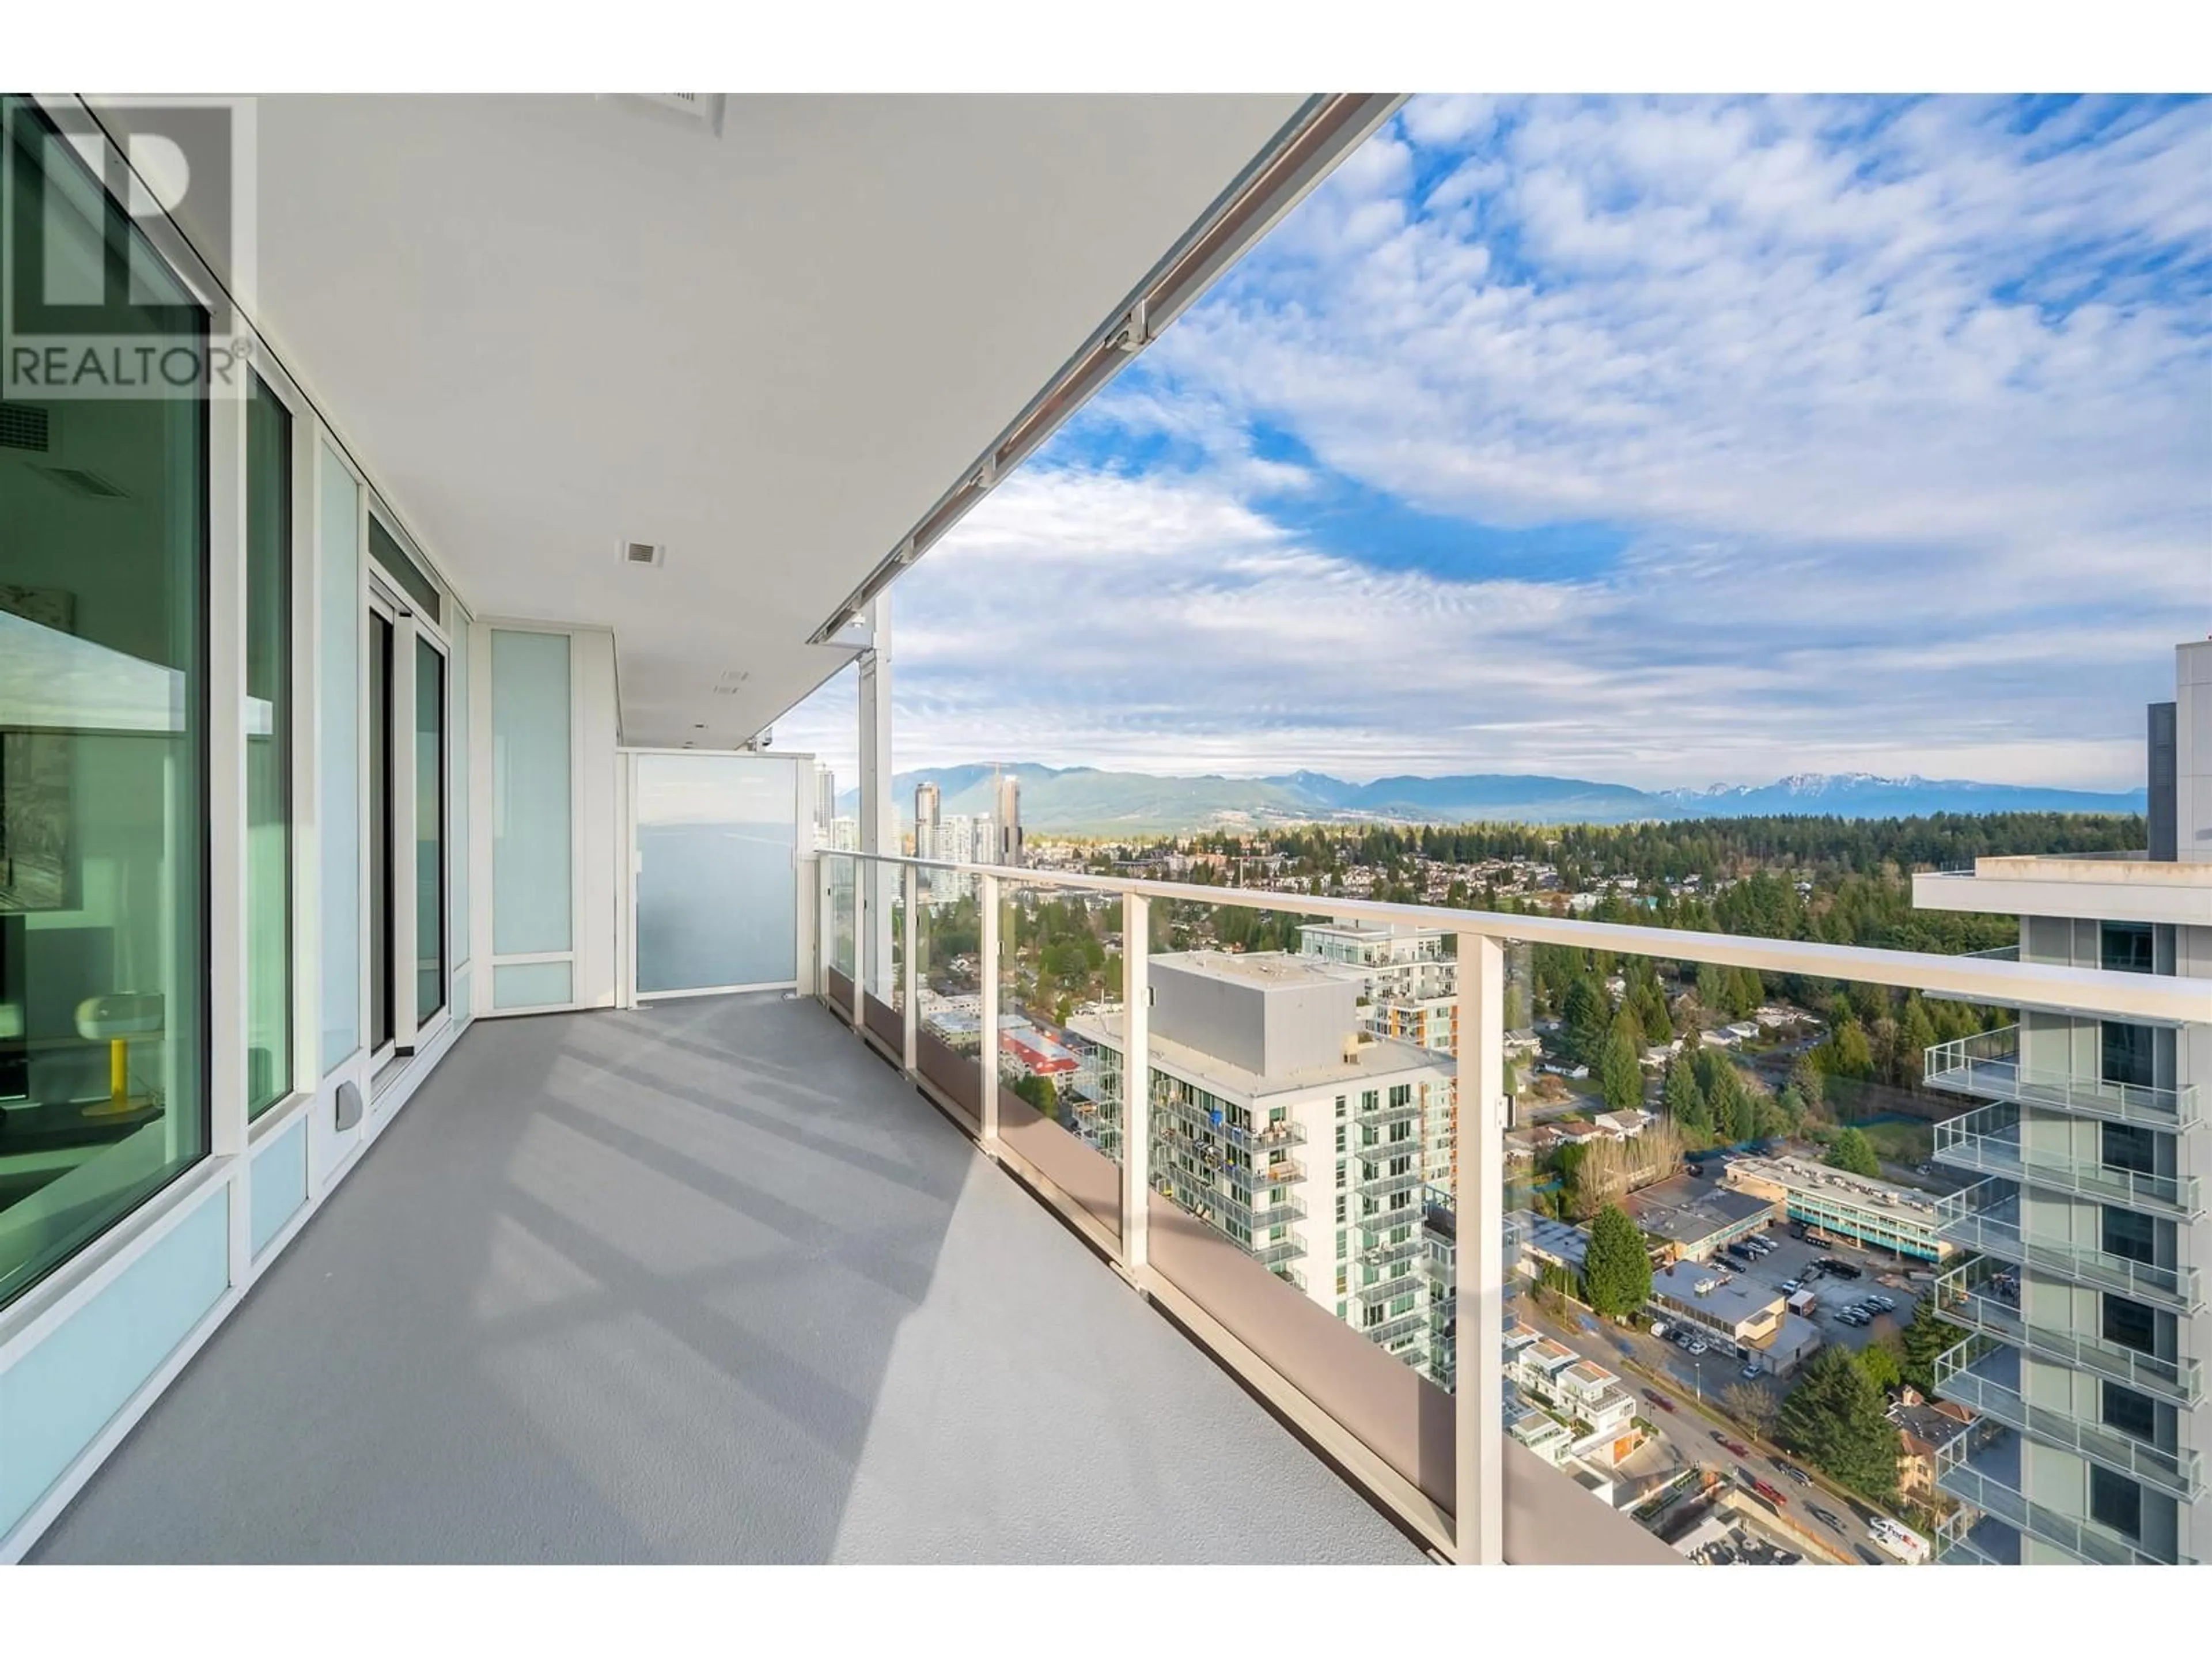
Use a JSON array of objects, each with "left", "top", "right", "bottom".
[
  {"left": 1936, "top": 1336, "right": 2202, "bottom": 1502},
  {"left": 1934, "top": 1260, "right": 2203, "bottom": 1407},
  {"left": 1936, "top": 1423, "right": 2190, "bottom": 1566},
  {"left": 1936, "top": 1179, "right": 2200, "bottom": 1312},
  {"left": 1923, "top": 1028, "right": 2199, "bottom": 1131},
  {"left": 1933, "top": 1101, "right": 2202, "bottom": 1220}
]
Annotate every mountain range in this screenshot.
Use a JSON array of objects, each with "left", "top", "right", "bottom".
[{"left": 840, "top": 764, "right": 2147, "bottom": 836}]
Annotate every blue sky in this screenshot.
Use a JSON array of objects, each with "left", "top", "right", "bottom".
[{"left": 785, "top": 94, "right": 2211, "bottom": 792}]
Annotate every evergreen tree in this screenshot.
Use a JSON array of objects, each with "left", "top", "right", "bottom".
[
  {"left": 1787, "top": 1052, "right": 1826, "bottom": 1114},
  {"left": 1562, "top": 975, "right": 1609, "bottom": 1069},
  {"left": 1662, "top": 1056, "right": 1699, "bottom": 1123},
  {"left": 1898, "top": 994, "right": 1938, "bottom": 1085},
  {"left": 1600, "top": 1015, "right": 1645, "bottom": 1113},
  {"left": 1777, "top": 1345, "right": 1903, "bottom": 1501},
  {"left": 1899, "top": 1297, "right": 1956, "bottom": 1396},
  {"left": 1858, "top": 1338, "right": 1904, "bottom": 1392},
  {"left": 1816, "top": 1017, "right": 1876, "bottom": 1080},
  {"left": 1582, "top": 1204, "right": 1653, "bottom": 1319},
  {"left": 1827, "top": 1124, "right": 1882, "bottom": 1178}
]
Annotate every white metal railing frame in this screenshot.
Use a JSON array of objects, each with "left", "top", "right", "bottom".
[
  {"left": 1932, "top": 1100, "right": 2201, "bottom": 1217},
  {"left": 1937, "top": 1425, "right": 2189, "bottom": 1566},
  {"left": 1936, "top": 1259, "right": 2202, "bottom": 1406},
  {"left": 1923, "top": 1025, "right": 2200, "bottom": 1129},
  {"left": 814, "top": 846, "right": 2212, "bottom": 1566},
  {"left": 1936, "top": 1334, "right": 2202, "bottom": 1501},
  {"left": 1935, "top": 1177, "right": 2199, "bottom": 1310}
]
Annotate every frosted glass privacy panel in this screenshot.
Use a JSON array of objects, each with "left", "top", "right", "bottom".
[
  {"left": 317, "top": 441, "right": 361, "bottom": 1071},
  {"left": 490, "top": 630, "right": 572, "bottom": 957},
  {"left": 634, "top": 755, "right": 798, "bottom": 994}
]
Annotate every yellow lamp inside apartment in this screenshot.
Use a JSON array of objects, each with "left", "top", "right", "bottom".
[{"left": 75, "top": 993, "right": 165, "bottom": 1118}]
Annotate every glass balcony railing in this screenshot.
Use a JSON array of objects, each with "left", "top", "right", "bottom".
[
  {"left": 1924, "top": 1027, "right": 2198, "bottom": 1129},
  {"left": 1352, "top": 1268, "right": 1426, "bottom": 1308},
  {"left": 1937, "top": 1425, "right": 2188, "bottom": 1566},
  {"left": 1936, "top": 1510, "right": 2022, "bottom": 1565},
  {"left": 1357, "top": 1166, "right": 1425, "bottom": 1202},
  {"left": 1362, "top": 1309, "right": 1427, "bottom": 1347},
  {"left": 1358, "top": 1234, "right": 1427, "bottom": 1270},
  {"left": 1354, "top": 1206, "right": 1422, "bottom": 1240},
  {"left": 1354, "top": 1094, "right": 1423, "bottom": 1127},
  {"left": 1936, "top": 1335, "right": 2202, "bottom": 1502},
  {"left": 1935, "top": 1261, "right": 2202, "bottom": 1407},
  {"left": 1933, "top": 1101, "right": 2200, "bottom": 1218},
  {"left": 1936, "top": 1179, "right": 2200, "bottom": 1310}
]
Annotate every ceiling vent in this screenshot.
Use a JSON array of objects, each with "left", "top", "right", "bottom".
[
  {"left": 620, "top": 540, "right": 666, "bottom": 569},
  {"left": 629, "top": 93, "right": 725, "bottom": 134},
  {"left": 34, "top": 463, "right": 128, "bottom": 500},
  {"left": 0, "top": 402, "right": 53, "bottom": 453}
]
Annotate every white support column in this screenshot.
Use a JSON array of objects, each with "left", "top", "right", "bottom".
[
  {"left": 902, "top": 862, "right": 919, "bottom": 1073},
  {"left": 978, "top": 872, "right": 1000, "bottom": 1146},
  {"left": 855, "top": 593, "right": 896, "bottom": 1004},
  {"left": 1122, "top": 894, "right": 1152, "bottom": 1273},
  {"left": 1452, "top": 931, "right": 1506, "bottom": 1565}
]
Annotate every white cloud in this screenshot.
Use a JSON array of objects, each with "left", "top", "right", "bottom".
[{"left": 793, "top": 96, "right": 2210, "bottom": 794}]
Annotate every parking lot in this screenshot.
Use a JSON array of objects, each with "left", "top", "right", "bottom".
[{"left": 1712, "top": 1225, "right": 1931, "bottom": 1357}]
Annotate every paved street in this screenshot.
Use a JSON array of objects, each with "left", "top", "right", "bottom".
[{"left": 1514, "top": 1279, "right": 1922, "bottom": 1566}]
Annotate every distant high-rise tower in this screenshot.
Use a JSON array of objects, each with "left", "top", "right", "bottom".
[
  {"left": 994, "top": 771, "right": 1022, "bottom": 866},
  {"left": 914, "top": 781, "right": 941, "bottom": 861}
]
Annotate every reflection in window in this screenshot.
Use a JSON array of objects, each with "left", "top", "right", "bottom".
[
  {"left": 2101, "top": 1021, "right": 2156, "bottom": 1091},
  {"left": 246, "top": 373, "right": 291, "bottom": 1115},
  {"left": 1, "top": 96, "right": 209, "bottom": 1308}
]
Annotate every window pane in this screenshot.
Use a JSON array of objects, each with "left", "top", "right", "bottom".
[
  {"left": 2101, "top": 1206, "right": 2157, "bottom": 1266},
  {"left": 245, "top": 374, "right": 291, "bottom": 1115},
  {"left": 634, "top": 753, "right": 797, "bottom": 993},
  {"left": 2102, "top": 1382, "right": 2157, "bottom": 1444},
  {"left": 489, "top": 630, "right": 570, "bottom": 956},
  {"left": 414, "top": 637, "right": 444, "bottom": 1024},
  {"left": 0, "top": 96, "right": 209, "bottom": 1308},
  {"left": 2088, "top": 1465, "right": 2142, "bottom": 1540},
  {"left": 315, "top": 441, "right": 359, "bottom": 1069},
  {"left": 368, "top": 516, "right": 439, "bottom": 623},
  {"left": 2102, "top": 1294, "right": 2157, "bottom": 1355},
  {"left": 2100, "top": 1020, "right": 2154, "bottom": 1089},
  {"left": 2099, "top": 921, "right": 2153, "bottom": 974},
  {"left": 2101, "top": 1121, "right": 2158, "bottom": 1175}
]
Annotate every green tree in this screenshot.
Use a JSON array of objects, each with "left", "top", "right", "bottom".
[
  {"left": 1858, "top": 1338, "right": 1904, "bottom": 1393},
  {"left": 1899, "top": 1297, "right": 1955, "bottom": 1396},
  {"left": 1010, "top": 1073, "right": 1059, "bottom": 1117},
  {"left": 1816, "top": 1017, "right": 1876, "bottom": 1080},
  {"left": 1562, "top": 976, "right": 1609, "bottom": 1069},
  {"left": 1600, "top": 1018, "right": 1645, "bottom": 1113},
  {"left": 1582, "top": 1203, "right": 1653, "bottom": 1319},
  {"left": 1787, "top": 1052, "right": 1826, "bottom": 1115},
  {"left": 1898, "top": 994, "right": 1938, "bottom": 1085},
  {"left": 1662, "top": 1055, "right": 1699, "bottom": 1124},
  {"left": 1827, "top": 1124, "right": 1882, "bottom": 1179},
  {"left": 1777, "top": 1345, "right": 1903, "bottom": 1502}
]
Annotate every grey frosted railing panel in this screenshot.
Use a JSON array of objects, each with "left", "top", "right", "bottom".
[{"left": 634, "top": 753, "right": 799, "bottom": 994}]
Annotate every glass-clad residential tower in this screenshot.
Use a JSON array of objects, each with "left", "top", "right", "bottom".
[{"left": 1915, "top": 641, "right": 2211, "bottom": 1565}]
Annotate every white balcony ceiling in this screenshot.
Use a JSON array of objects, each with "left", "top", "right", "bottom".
[{"left": 90, "top": 93, "right": 1308, "bottom": 748}]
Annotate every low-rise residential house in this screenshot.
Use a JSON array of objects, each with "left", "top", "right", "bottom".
[
  {"left": 1592, "top": 1109, "right": 1652, "bottom": 1139},
  {"left": 1889, "top": 1389, "right": 1974, "bottom": 1503}
]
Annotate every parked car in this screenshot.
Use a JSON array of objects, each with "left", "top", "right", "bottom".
[
  {"left": 1688, "top": 1339, "right": 1710, "bottom": 1355},
  {"left": 1740, "top": 1362, "right": 1760, "bottom": 1380},
  {"left": 1870, "top": 1294, "right": 1897, "bottom": 1311},
  {"left": 1781, "top": 1278, "right": 1802, "bottom": 1293},
  {"left": 1649, "top": 1320, "right": 1669, "bottom": 1338}
]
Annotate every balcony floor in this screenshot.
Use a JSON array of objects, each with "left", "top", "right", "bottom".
[{"left": 31, "top": 994, "right": 1423, "bottom": 1564}]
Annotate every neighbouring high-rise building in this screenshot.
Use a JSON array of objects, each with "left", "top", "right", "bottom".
[
  {"left": 1068, "top": 950, "right": 1454, "bottom": 1380},
  {"left": 914, "top": 781, "right": 941, "bottom": 859},
  {"left": 994, "top": 770, "right": 1023, "bottom": 867},
  {"left": 1914, "top": 639, "right": 2211, "bottom": 1566}
]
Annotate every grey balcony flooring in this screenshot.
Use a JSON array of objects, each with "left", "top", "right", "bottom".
[{"left": 31, "top": 994, "right": 1423, "bottom": 1565}]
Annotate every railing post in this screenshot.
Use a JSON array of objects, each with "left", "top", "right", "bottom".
[
  {"left": 1453, "top": 931, "right": 1505, "bottom": 1566},
  {"left": 817, "top": 853, "right": 833, "bottom": 1009},
  {"left": 1122, "top": 893, "right": 1152, "bottom": 1274},
  {"left": 902, "top": 862, "right": 919, "bottom": 1074},
  {"left": 978, "top": 871, "right": 1000, "bottom": 1147},
  {"left": 847, "top": 856, "right": 863, "bottom": 1034}
]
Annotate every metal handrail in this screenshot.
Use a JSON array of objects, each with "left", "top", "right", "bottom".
[
  {"left": 818, "top": 850, "right": 2212, "bottom": 1027},
  {"left": 1936, "top": 1264, "right": 2202, "bottom": 1406},
  {"left": 1924, "top": 1026, "right": 2199, "bottom": 1128},
  {"left": 1935, "top": 1179, "right": 2199, "bottom": 1310},
  {"left": 1938, "top": 1429, "right": 2189, "bottom": 1565},
  {"left": 1933, "top": 1101, "right": 2201, "bottom": 1216},
  {"left": 1936, "top": 1336, "right": 2201, "bottom": 1500}
]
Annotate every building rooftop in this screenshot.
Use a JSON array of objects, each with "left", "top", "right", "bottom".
[
  {"left": 1650, "top": 1260, "right": 1784, "bottom": 1332},
  {"left": 1622, "top": 1178, "right": 1774, "bottom": 1251},
  {"left": 1157, "top": 949, "right": 1369, "bottom": 991},
  {"left": 1066, "top": 1008, "right": 1445, "bottom": 1102},
  {"left": 1722, "top": 1153, "right": 1939, "bottom": 1226},
  {"left": 1508, "top": 1210, "right": 1590, "bottom": 1272}
]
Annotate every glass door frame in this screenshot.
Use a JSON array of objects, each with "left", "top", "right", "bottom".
[
  {"left": 366, "top": 561, "right": 453, "bottom": 1065},
  {"left": 618, "top": 748, "right": 813, "bottom": 1007}
]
